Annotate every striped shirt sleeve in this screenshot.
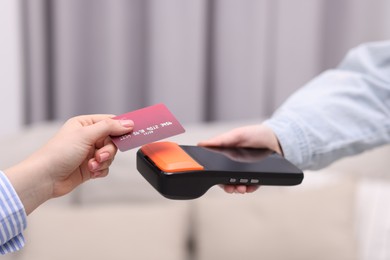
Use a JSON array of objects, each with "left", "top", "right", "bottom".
[{"left": 0, "top": 170, "right": 27, "bottom": 254}]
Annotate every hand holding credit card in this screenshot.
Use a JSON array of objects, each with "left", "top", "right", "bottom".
[{"left": 111, "top": 103, "right": 185, "bottom": 151}]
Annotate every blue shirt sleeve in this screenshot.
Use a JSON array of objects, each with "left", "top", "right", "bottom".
[
  {"left": 0, "top": 170, "right": 27, "bottom": 254},
  {"left": 264, "top": 41, "right": 390, "bottom": 170}
]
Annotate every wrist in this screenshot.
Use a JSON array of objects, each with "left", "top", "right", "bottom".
[
  {"left": 260, "top": 124, "right": 283, "bottom": 155},
  {"left": 4, "top": 155, "right": 54, "bottom": 215}
]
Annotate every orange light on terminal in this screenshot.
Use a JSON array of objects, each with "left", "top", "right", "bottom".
[{"left": 141, "top": 142, "right": 204, "bottom": 173}]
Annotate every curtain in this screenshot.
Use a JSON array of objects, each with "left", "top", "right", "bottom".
[{"left": 22, "top": 0, "right": 390, "bottom": 125}]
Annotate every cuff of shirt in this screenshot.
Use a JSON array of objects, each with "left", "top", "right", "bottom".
[
  {"left": 263, "top": 112, "right": 311, "bottom": 170},
  {"left": 0, "top": 171, "right": 27, "bottom": 254}
]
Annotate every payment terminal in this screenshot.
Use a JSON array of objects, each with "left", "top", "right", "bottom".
[{"left": 136, "top": 141, "right": 303, "bottom": 200}]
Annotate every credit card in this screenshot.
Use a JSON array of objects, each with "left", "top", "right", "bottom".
[{"left": 111, "top": 103, "right": 185, "bottom": 152}]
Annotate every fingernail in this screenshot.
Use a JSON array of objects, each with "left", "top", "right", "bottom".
[
  {"left": 90, "top": 161, "right": 99, "bottom": 171},
  {"left": 119, "top": 120, "right": 134, "bottom": 128},
  {"left": 99, "top": 152, "right": 110, "bottom": 163}
]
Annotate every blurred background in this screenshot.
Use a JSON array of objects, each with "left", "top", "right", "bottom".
[
  {"left": 1, "top": 1, "right": 390, "bottom": 260},
  {"left": 1, "top": 0, "right": 390, "bottom": 137}
]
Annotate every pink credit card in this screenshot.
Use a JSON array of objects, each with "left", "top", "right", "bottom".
[{"left": 111, "top": 103, "right": 185, "bottom": 152}]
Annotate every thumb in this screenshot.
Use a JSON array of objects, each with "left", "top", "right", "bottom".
[{"left": 83, "top": 118, "right": 134, "bottom": 142}]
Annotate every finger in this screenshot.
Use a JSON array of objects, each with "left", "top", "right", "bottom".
[
  {"left": 235, "top": 185, "right": 248, "bottom": 194},
  {"left": 95, "top": 137, "right": 106, "bottom": 150},
  {"left": 95, "top": 140, "right": 118, "bottom": 163},
  {"left": 88, "top": 157, "right": 113, "bottom": 173},
  {"left": 84, "top": 117, "right": 134, "bottom": 143},
  {"left": 72, "top": 114, "right": 116, "bottom": 125},
  {"left": 64, "top": 114, "right": 115, "bottom": 129},
  {"left": 88, "top": 159, "right": 100, "bottom": 173},
  {"left": 198, "top": 130, "right": 240, "bottom": 147},
  {"left": 95, "top": 132, "right": 117, "bottom": 150},
  {"left": 91, "top": 168, "right": 109, "bottom": 179},
  {"left": 222, "top": 185, "right": 235, "bottom": 194},
  {"left": 246, "top": 185, "right": 259, "bottom": 193}
]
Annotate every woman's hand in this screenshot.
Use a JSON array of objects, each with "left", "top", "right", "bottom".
[
  {"left": 5, "top": 115, "right": 134, "bottom": 214},
  {"left": 198, "top": 124, "right": 282, "bottom": 194}
]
